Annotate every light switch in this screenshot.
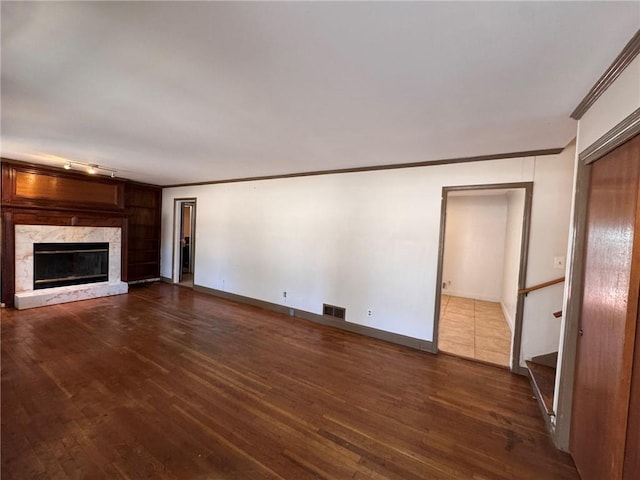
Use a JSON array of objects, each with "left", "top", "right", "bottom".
[{"left": 554, "top": 256, "right": 565, "bottom": 269}]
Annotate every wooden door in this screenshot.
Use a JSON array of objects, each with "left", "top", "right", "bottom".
[
  {"left": 625, "top": 311, "right": 640, "bottom": 478},
  {"left": 571, "top": 134, "right": 640, "bottom": 480}
]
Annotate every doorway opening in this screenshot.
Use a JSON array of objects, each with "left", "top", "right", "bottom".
[
  {"left": 173, "top": 198, "right": 196, "bottom": 287},
  {"left": 433, "top": 183, "right": 532, "bottom": 371}
]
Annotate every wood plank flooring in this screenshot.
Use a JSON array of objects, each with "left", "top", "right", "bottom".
[{"left": 1, "top": 283, "right": 577, "bottom": 479}]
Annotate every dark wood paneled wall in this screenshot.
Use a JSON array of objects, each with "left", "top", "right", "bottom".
[
  {"left": 14, "top": 170, "right": 121, "bottom": 207},
  {"left": 0, "top": 159, "right": 162, "bottom": 305},
  {"left": 2, "top": 161, "right": 124, "bottom": 211},
  {"left": 124, "top": 183, "right": 162, "bottom": 282}
]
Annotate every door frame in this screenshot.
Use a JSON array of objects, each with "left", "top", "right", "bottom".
[
  {"left": 566, "top": 134, "right": 640, "bottom": 478},
  {"left": 432, "top": 182, "right": 533, "bottom": 373},
  {"left": 180, "top": 202, "right": 196, "bottom": 278},
  {"left": 552, "top": 157, "right": 591, "bottom": 450},
  {"left": 555, "top": 117, "right": 640, "bottom": 451},
  {"left": 172, "top": 197, "right": 197, "bottom": 284}
]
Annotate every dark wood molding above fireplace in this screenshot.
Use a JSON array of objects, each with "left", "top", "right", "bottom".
[
  {"left": 1, "top": 159, "right": 162, "bottom": 306},
  {"left": 2, "top": 158, "right": 125, "bottom": 212}
]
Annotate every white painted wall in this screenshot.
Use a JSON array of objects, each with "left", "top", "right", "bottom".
[
  {"left": 519, "top": 143, "right": 576, "bottom": 365},
  {"left": 442, "top": 195, "right": 507, "bottom": 302},
  {"left": 501, "top": 190, "right": 525, "bottom": 332},
  {"left": 161, "top": 153, "right": 573, "bottom": 347},
  {"left": 578, "top": 55, "right": 640, "bottom": 152}
]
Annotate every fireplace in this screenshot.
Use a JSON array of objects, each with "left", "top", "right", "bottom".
[
  {"left": 34, "top": 242, "right": 109, "bottom": 289},
  {"left": 14, "top": 225, "right": 128, "bottom": 310}
]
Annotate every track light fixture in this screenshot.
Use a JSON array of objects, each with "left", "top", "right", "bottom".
[{"left": 60, "top": 160, "right": 116, "bottom": 178}]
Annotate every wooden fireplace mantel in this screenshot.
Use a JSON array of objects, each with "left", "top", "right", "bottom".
[{"left": 1, "top": 159, "right": 161, "bottom": 306}]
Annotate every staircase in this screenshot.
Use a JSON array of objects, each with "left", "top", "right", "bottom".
[
  {"left": 526, "top": 352, "right": 557, "bottom": 419},
  {"left": 525, "top": 310, "right": 562, "bottom": 426}
]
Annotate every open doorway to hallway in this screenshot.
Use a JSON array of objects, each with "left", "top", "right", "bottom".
[
  {"left": 173, "top": 198, "right": 196, "bottom": 288},
  {"left": 434, "top": 184, "right": 532, "bottom": 370}
]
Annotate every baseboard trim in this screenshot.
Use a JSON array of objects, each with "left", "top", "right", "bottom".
[
  {"left": 193, "top": 284, "right": 434, "bottom": 353},
  {"left": 500, "top": 302, "right": 515, "bottom": 334},
  {"left": 128, "top": 277, "right": 161, "bottom": 285},
  {"left": 160, "top": 276, "right": 173, "bottom": 284},
  {"left": 442, "top": 290, "right": 501, "bottom": 303},
  {"left": 514, "top": 364, "right": 528, "bottom": 376}
]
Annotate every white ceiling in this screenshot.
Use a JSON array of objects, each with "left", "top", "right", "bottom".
[{"left": 2, "top": 2, "right": 639, "bottom": 186}]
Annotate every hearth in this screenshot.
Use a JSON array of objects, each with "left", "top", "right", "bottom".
[
  {"left": 34, "top": 242, "right": 109, "bottom": 289},
  {"left": 13, "top": 225, "right": 127, "bottom": 310}
]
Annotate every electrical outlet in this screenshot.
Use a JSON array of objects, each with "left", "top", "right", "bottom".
[
  {"left": 367, "top": 309, "right": 372, "bottom": 317},
  {"left": 283, "top": 291, "right": 287, "bottom": 298}
]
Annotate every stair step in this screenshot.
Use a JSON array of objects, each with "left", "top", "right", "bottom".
[
  {"left": 526, "top": 360, "right": 556, "bottom": 417},
  {"left": 530, "top": 351, "right": 558, "bottom": 368}
]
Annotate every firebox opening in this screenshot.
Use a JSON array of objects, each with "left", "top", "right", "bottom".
[{"left": 34, "top": 242, "right": 109, "bottom": 290}]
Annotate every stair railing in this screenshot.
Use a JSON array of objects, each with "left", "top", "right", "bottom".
[{"left": 518, "top": 277, "right": 565, "bottom": 296}]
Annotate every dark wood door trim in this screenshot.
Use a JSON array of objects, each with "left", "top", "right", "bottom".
[
  {"left": 432, "top": 181, "right": 533, "bottom": 375},
  {"left": 553, "top": 155, "right": 592, "bottom": 451},
  {"left": 172, "top": 198, "right": 197, "bottom": 285}
]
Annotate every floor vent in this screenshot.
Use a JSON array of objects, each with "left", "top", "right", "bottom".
[{"left": 323, "top": 303, "right": 346, "bottom": 320}]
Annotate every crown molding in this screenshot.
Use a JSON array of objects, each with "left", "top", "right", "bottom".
[
  {"left": 162, "top": 147, "right": 563, "bottom": 188},
  {"left": 580, "top": 107, "right": 640, "bottom": 164},
  {"left": 571, "top": 29, "right": 640, "bottom": 120}
]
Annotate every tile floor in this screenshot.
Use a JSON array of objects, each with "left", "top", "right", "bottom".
[
  {"left": 438, "top": 295, "right": 512, "bottom": 367},
  {"left": 178, "top": 272, "right": 194, "bottom": 287}
]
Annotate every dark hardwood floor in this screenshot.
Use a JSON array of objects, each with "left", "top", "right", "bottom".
[{"left": 1, "top": 283, "right": 577, "bottom": 479}]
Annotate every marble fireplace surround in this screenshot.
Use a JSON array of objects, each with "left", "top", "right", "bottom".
[{"left": 14, "top": 225, "right": 128, "bottom": 309}]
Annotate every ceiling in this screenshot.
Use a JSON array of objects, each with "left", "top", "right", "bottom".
[{"left": 2, "top": 2, "right": 639, "bottom": 186}]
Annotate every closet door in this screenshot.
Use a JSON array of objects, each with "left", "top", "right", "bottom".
[{"left": 571, "top": 134, "right": 640, "bottom": 480}]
